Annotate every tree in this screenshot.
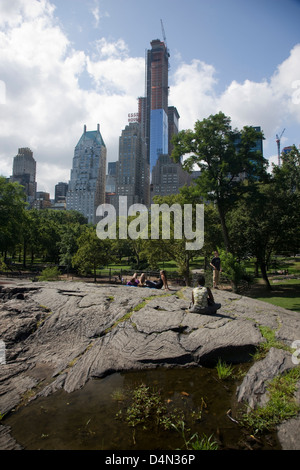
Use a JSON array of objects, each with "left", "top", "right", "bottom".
[
  {"left": 171, "top": 112, "right": 268, "bottom": 251},
  {"left": 72, "top": 226, "right": 114, "bottom": 281},
  {"left": 143, "top": 193, "right": 202, "bottom": 285},
  {"left": 0, "top": 177, "right": 27, "bottom": 262},
  {"left": 228, "top": 174, "right": 299, "bottom": 289}
]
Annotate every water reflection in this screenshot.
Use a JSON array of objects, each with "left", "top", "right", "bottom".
[{"left": 4, "top": 366, "right": 280, "bottom": 450}]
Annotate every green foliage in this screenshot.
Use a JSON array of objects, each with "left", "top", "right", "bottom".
[
  {"left": 72, "top": 226, "right": 114, "bottom": 280},
  {"left": 218, "top": 249, "right": 249, "bottom": 292},
  {"left": 0, "top": 256, "right": 7, "bottom": 271},
  {"left": 171, "top": 112, "right": 267, "bottom": 250},
  {"left": 38, "top": 266, "right": 61, "bottom": 281},
  {"left": 242, "top": 367, "right": 300, "bottom": 432},
  {"left": 253, "top": 326, "right": 291, "bottom": 360},
  {"left": 115, "top": 383, "right": 218, "bottom": 450},
  {"left": 216, "top": 359, "right": 234, "bottom": 379},
  {"left": 116, "top": 383, "right": 176, "bottom": 430},
  {"left": 0, "top": 176, "right": 27, "bottom": 255}
]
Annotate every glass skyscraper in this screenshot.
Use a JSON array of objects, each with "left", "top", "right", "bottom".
[{"left": 146, "top": 39, "right": 170, "bottom": 176}]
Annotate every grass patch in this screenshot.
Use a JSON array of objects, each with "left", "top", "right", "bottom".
[
  {"left": 104, "top": 292, "right": 173, "bottom": 334},
  {"left": 242, "top": 367, "right": 300, "bottom": 433},
  {"left": 216, "top": 359, "right": 234, "bottom": 380},
  {"left": 245, "top": 278, "right": 300, "bottom": 313},
  {"left": 253, "top": 325, "right": 291, "bottom": 361}
]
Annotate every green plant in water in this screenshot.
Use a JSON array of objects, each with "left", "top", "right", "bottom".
[
  {"left": 111, "top": 388, "right": 126, "bottom": 402},
  {"left": 122, "top": 384, "right": 173, "bottom": 430},
  {"left": 216, "top": 358, "right": 234, "bottom": 379},
  {"left": 242, "top": 367, "right": 300, "bottom": 433},
  {"left": 171, "top": 421, "right": 218, "bottom": 450}
]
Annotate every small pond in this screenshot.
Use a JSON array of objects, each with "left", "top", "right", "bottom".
[{"left": 4, "top": 365, "right": 280, "bottom": 450}]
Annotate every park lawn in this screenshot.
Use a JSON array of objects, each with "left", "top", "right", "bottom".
[{"left": 254, "top": 278, "right": 300, "bottom": 313}]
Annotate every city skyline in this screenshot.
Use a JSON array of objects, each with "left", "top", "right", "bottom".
[{"left": 0, "top": 0, "right": 300, "bottom": 198}]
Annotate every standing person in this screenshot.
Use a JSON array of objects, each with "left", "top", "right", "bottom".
[
  {"left": 189, "top": 275, "right": 221, "bottom": 314},
  {"left": 210, "top": 251, "right": 221, "bottom": 289},
  {"left": 146, "top": 270, "right": 170, "bottom": 290}
]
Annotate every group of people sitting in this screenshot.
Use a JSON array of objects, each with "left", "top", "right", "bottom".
[
  {"left": 127, "top": 270, "right": 170, "bottom": 290},
  {"left": 126, "top": 270, "right": 221, "bottom": 315}
]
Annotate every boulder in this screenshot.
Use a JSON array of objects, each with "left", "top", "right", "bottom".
[{"left": 0, "top": 279, "right": 299, "bottom": 450}]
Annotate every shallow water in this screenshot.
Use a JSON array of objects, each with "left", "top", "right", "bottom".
[{"left": 4, "top": 366, "right": 280, "bottom": 450}]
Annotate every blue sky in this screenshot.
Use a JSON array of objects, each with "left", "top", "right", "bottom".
[{"left": 0, "top": 0, "right": 300, "bottom": 197}]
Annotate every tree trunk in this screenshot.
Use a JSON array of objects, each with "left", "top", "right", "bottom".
[
  {"left": 260, "top": 261, "right": 272, "bottom": 290},
  {"left": 23, "top": 240, "right": 27, "bottom": 268}
]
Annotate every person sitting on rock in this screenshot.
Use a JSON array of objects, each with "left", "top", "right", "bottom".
[
  {"left": 188, "top": 275, "right": 221, "bottom": 314},
  {"left": 145, "top": 270, "right": 170, "bottom": 290}
]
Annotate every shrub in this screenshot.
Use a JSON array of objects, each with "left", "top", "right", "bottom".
[
  {"left": 38, "top": 266, "right": 61, "bottom": 281},
  {"left": 218, "top": 249, "right": 249, "bottom": 292}
]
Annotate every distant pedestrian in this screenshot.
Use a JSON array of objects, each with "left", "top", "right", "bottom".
[{"left": 210, "top": 250, "right": 221, "bottom": 288}]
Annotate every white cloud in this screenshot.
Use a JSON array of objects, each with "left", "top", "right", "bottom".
[
  {"left": 169, "top": 59, "right": 218, "bottom": 128},
  {"left": 0, "top": 0, "right": 299, "bottom": 199},
  {"left": 170, "top": 45, "right": 300, "bottom": 151},
  {"left": 0, "top": 2, "right": 144, "bottom": 196},
  {"left": 90, "top": 0, "right": 109, "bottom": 29}
]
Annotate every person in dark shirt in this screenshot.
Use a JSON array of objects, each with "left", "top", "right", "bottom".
[{"left": 210, "top": 251, "right": 221, "bottom": 288}]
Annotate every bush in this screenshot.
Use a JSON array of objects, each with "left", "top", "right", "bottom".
[
  {"left": 38, "top": 266, "right": 61, "bottom": 281},
  {"left": 219, "top": 249, "right": 249, "bottom": 292}
]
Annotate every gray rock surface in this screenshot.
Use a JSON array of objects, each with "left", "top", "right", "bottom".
[{"left": 0, "top": 278, "right": 299, "bottom": 450}]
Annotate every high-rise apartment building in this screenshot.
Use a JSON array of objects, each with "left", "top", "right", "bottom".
[
  {"left": 116, "top": 121, "right": 149, "bottom": 210},
  {"left": 151, "top": 153, "right": 190, "bottom": 198},
  {"left": 10, "top": 147, "right": 36, "bottom": 206},
  {"left": 55, "top": 182, "right": 68, "bottom": 203},
  {"left": 66, "top": 124, "right": 106, "bottom": 224},
  {"left": 146, "top": 39, "right": 170, "bottom": 175}
]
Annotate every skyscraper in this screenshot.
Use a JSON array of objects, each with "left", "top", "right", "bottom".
[
  {"left": 146, "top": 39, "right": 170, "bottom": 175},
  {"left": 116, "top": 119, "right": 149, "bottom": 209},
  {"left": 66, "top": 124, "right": 106, "bottom": 224},
  {"left": 10, "top": 147, "right": 36, "bottom": 206}
]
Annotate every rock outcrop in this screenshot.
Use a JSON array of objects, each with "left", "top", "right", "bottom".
[{"left": 0, "top": 278, "right": 299, "bottom": 449}]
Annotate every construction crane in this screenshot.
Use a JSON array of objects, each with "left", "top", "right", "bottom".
[
  {"left": 160, "top": 19, "right": 170, "bottom": 59},
  {"left": 276, "top": 128, "right": 285, "bottom": 166}
]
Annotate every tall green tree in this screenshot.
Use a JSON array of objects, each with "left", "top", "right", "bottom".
[
  {"left": 171, "top": 112, "right": 268, "bottom": 251},
  {"left": 228, "top": 174, "right": 299, "bottom": 289},
  {"left": 72, "top": 226, "right": 114, "bottom": 281},
  {"left": 143, "top": 193, "right": 202, "bottom": 285},
  {"left": 0, "top": 177, "right": 27, "bottom": 262}
]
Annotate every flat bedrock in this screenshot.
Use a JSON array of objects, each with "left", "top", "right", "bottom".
[{"left": 0, "top": 279, "right": 299, "bottom": 449}]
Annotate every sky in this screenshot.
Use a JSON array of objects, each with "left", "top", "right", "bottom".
[{"left": 0, "top": 0, "right": 300, "bottom": 198}]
